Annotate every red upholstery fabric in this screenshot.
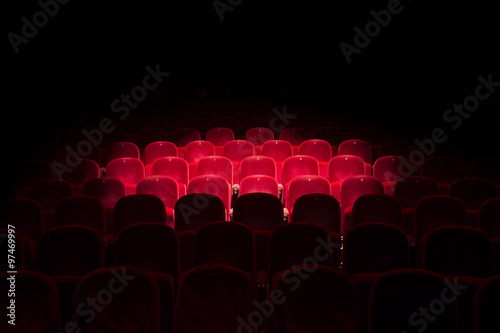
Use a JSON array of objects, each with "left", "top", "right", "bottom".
[
  {"left": 187, "top": 175, "right": 232, "bottom": 219},
  {"left": 291, "top": 193, "right": 341, "bottom": 233},
  {"left": 233, "top": 193, "right": 284, "bottom": 230},
  {"left": 113, "top": 194, "right": 166, "bottom": 235},
  {"left": 240, "top": 155, "right": 277, "bottom": 180},
  {"left": 105, "top": 141, "right": 140, "bottom": 165},
  {"left": 239, "top": 175, "right": 280, "bottom": 197}
]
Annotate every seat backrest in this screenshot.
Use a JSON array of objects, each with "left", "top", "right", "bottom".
[
  {"left": 28, "top": 179, "right": 73, "bottom": 210},
  {"left": 340, "top": 175, "right": 384, "bottom": 211},
  {"left": 279, "top": 127, "right": 308, "bottom": 146},
  {"left": 299, "top": 139, "right": 332, "bottom": 162},
  {"left": 420, "top": 226, "right": 493, "bottom": 278},
  {"left": 0, "top": 197, "right": 43, "bottom": 242},
  {"left": 282, "top": 155, "right": 319, "bottom": 186},
  {"left": 239, "top": 155, "right": 277, "bottom": 180},
  {"left": 184, "top": 140, "right": 215, "bottom": 163},
  {"left": 223, "top": 140, "right": 255, "bottom": 161},
  {"left": 328, "top": 155, "right": 365, "bottom": 182},
  {"left": 73, "top": 265, "right": 161, "bottom": 333},
  {"left": 449, "top": 178, "right": 497, "bottom": 210},
  {"left": 233, "top": 193, "right": 284, "bottom": 230},
  {"left": 173, "top": 264, "right": 256, "bottom": 333},
  {"left": 55, "top": 195, "right": 105, "bottom": 235},
  {"left": 106, "top": 157, "right": 144, "bottom": 184},
  {"left": 479, "top": 198, "right": 500, "bottom": 238},
  {"left": 239, "top": 175, "right": 280, "bottom": 197},
  {"left": 145, "top": 141, "right": 177, "bottom": 165},
  {"left": 287, "top": 175, "right": 330, "bottom": 211},
  {"left": 195, "top": 222, "right": 255, "bottom": 277},
  {"left": 393, "top": 176, "right": 439, "bottom": 209},
  {"left": 174, "top": 193, "right": 226, "bottom": 231},
  {"left": 206, "top": 127, "right": 235, "bottom": 146},
  {"left": 172, "top": 128, "right": 201, "bottom": 147},
  {"left": 291, "top": 193, "right": 341, "bottom": 233},
  {"left": 151, "top": 157, "right": 189, "bottom": 185},
  {"left": 420, "top": 156, "right": 462, "bottom": 184},
  {"left": 115, "top": 222, "right": 178, "bottom": 280},
  {"left": 82, "top": 177, "right": 126, "bottom": 210},
  {"left": 343, "top": 223, "right": 408, "bottom": 276},
  {"left": 196, "top": 156, "right": 233, "bottom": 185},
  {"left": 136, "top": 176, "right": 179, "bottom": 209},
  {"left": 369, "top": 269, "right": 458, "bottom": 333},
  {"left": 338, "top": 139, "right": 372, "bottom": 164},
  {"left": 415, "top": 195, "right": 467, "bottom": 241},
  {"left": 261, "top": 140, "right": 293, "bottom": 162},
  {"left": 268, "top": 265, "right": 358, "bottom": 333},
  {"left": 113, "top": 194, "right": 166, "bottom": 235},
  {"left": 0, "top": 271, "right": 61, "bottom": 333},
  {"left": 351, "top": 193, "right": 402, "bottom": 228},
  {"left": 37, "top": 225, "right": 103, "bottom": 276},
  {"left": 61, "top": 158, "right": 100, "bottom": 185},
  {"left": 246, "top": 127, "right": 275, "bottom": 146},
  {"left": 372, "top": 155, "right": 408, "bottom": 183},
  {"left": 105, "top": 141, "right": 140, "bottom": 165}
]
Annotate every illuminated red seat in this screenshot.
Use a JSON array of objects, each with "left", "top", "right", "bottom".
[
  {"left": 184, "top": 140, "right": 215, "bottom": 179},
  {"left": 223, "top": 140, "right": 255, "bottom": 184},
  {"left": 106, "top": 157, "right": 144, "bottom": 195},
  {"left": 151, "top": 157, "right": 189, "bottom": 196},
  {"left": 328, "top": 155, "right": 365, "bottom": 201},
  {"left": 299, "top": 139, "right": 332, "bottom": 178}
]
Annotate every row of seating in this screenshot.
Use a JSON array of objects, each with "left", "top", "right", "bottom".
[
  {"left": 2, "top": 221, "right": 499, "bottom": 332},
  {"left": 7, "top": 266, "right": 499, "bottom": 332}
]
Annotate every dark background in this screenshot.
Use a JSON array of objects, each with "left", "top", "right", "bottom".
[{"left": 3, "top": 0, "right": 499, "bottom": 158}]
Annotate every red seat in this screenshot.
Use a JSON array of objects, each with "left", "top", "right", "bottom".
[
  {"left": 261, "top": 140, "right": 294, "bottom": 184},
  {"left": 196, "top": 156, "right": 234, "bottom": 187},
  {"left": 174, "top": 193, "right": 226, "bottom": 232},
  {"left": 269, "top": 223, "right": 341, "bottom": 282},
  {"left": 239, "top": 155, "right": 277, "bottom": 181},
  {"left": 206, "top": 127, "right": 235, "bottom": 155},
  {"left": 474, "top": 275, "right": 500, "bottom": 332},
  {"left": 372, "top": 155, "right": 408, "bottom": 195},
  {"left": 291, "top": 193, "right": 341, "bottom": 233},
  {"left": 144, "top": 141, "right": 177, "bottom": 176},
  {"left": 113, "top": 194, "right": 166, "bottom": 236},
  {"left": 184, "top": 140, "right": 215, "bottom": 179},
  {"left": 420, "top": 226, "right": 493, "bottom": 278},
  {"left": 82, "top": 177, "right": 126, "bottom": 236},
  {"left": 136, "top": 176, "right": 179, "bottom": 228},
  {"left": 246, "top": 127, "right": 275, "bottom": 153},
  {"left": 449, "top": 178, "right": 497, "bottom": 227},
  {"left": 55, "top": 195, "right": 105, "bottom": 235},
  {"left": 286, "top": 175, "right": 330, "bottom": 214},
  {"left": 420, "top": 156, "right": 462, "bottom": 194},
  {"left": 106, "top": 157, "right": 144, "bottom": 195},
  {"left": 328, "top": 155, "right": 366, "bottom": 200},
  {"left": 104, "top": 141, "right": 140, "bottom": 165},
  {"left": 299, "top": 139, "right": 332, "bottom": 178},
  {"left": 279, "top": 127, "right": 308, "bottom": 154},
  {"left": 173, "top": 264, "right": 256, "bottom": 333},
  {"left": 338, "top": 139, "right": 372, "bottom": 173},
  {"left": 233, "top": 193, "right": 284, "bottom": 230},
  {"left": 239, "top": 175, "right": 280, "bottom": 197},
  {"left": 352, "top": 193, "right": 402, "bottom": 229},
  {"left": 282, "top": 155, "right": 319, "bottom": 203},
  {"left": 195, "top": 221, "right": 255, "bottom": 277},
  {"left": 73, "top": 265, "right": 161, "bottom": 333},
  {"left": 187, "top": 175, "right": 232, "bottom": 220},
  {"left": 415, "top": 195, "right": 467, "bottom": 242},
  {"left": 172, "top": 127, "right": 201, "bottom": 157},
  {"left": 151, "top": 157, "right": 189, "bottom": 196},
  {"left": 59, "top": 158, "right": 100, "bottom": 194},
  {"left": 223, "top": 140, "right": 255, "bottom": 184},
  {"left": 343, "top": 223, "right": 408, "bottom": 277},
  {"left": 369, "top": 269, "right": 458, "bottom": 333},
  {"left": 266, "top": 265, "right": 358, "bottom": 333},
  {"left": 393, "top": 176, "right": 439, "bottom": 236},
  {"left": 340, "top": 175, "right": 384, "bottom": 234}
]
